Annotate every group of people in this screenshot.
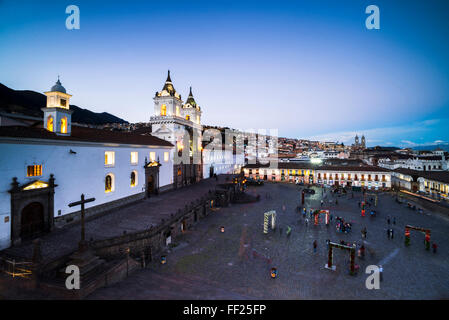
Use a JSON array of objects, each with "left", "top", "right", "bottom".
[{"left": 335, "top": 216, "right": 352, "bottom": 233}]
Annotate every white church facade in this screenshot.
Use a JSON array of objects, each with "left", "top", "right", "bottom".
[
  {"left": 147, "top": 71, "right": 245, "bottom": 185},
  {"left": 0, "top": 79, "right": 174, "bottom": 250}
]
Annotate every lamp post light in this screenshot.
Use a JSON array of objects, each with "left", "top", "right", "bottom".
[{"left": 220, "top": 226, "right": 225, "bottom": 233}]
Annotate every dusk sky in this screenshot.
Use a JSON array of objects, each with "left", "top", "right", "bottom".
[{"left": 1, "top": 0, "right": 448, "bottom": 147}]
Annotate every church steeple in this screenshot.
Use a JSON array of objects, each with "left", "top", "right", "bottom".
[
  {"left": 184, "top": 86, "right": 197, "bottom": 108},
  {"left": 155, "top": 70, "right": 181, "bottom": 99}
]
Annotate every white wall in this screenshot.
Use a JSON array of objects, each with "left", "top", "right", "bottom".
[
  {"left": 203, "top": 150, "right": 245, "bottom": 178},
  {"left": 0, "top": 140, "right": 173, "bottom": 250}
]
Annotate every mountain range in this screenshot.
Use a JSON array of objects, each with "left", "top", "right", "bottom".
[
  {"left": 0, "top": 83, "right": 128, "bottom": 125},
  {"left": 413, "top": 143, "right": 449, "bottom": 152}
]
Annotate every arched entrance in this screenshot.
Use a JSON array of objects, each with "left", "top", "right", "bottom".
[{"left": 20, "top": 202, "right": 44, "bottom": 239}]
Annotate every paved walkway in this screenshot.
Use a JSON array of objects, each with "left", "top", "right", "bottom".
[
  {"left": 3, "top": 175, "right": 233, "bottom": 261},
  {"left": 90, "top": 182, "right": 449, "bottom": 299}
]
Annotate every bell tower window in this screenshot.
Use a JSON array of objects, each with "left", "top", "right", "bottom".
[
  {"left": 61, "top": 117, "right": 67, "bottom": 133},
  {"left": 161, "top": 104, "right": 167, "bottom": 116},
  {"left": 47, "top": 116, "right": 54, "bottom": 132}
]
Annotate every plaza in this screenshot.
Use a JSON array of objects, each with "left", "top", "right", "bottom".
[{"left": 89, "top": 182, "right": 449, "bottom": 299}]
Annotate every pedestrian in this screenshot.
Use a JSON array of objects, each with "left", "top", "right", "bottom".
[
  {"left": 313, "top": 240, "right": 317, "bottom": 253},
  {"left": 321, "top": 200, "right": 324, "bottom": 206},
  {"left": 335, "top": 199, "right": 338, "bottom": 205},
  {"left": 393, "top": 217, "right": 396, "bottom": 225},
  {"left": 387, "top": 216, "right": 391, "bottom": 225},
  {"left": 391, "top": 228, "right": 394, "bottom": 239},
  {"left": 432, "top": 242, "right": 437, "bottom": 253},
  {"left": 379, "top": 265, "right": 383, "bottom": 281},
  {"left": 360, "top": 245, "right": 365, "bottom": 258},
  {"left": 362, "top": 227, "right": 367, "bottom": 239},
  {"left": 387, "top": 228, "right": 390, "bottom": 239},
  {"left": 330, "top": 214, "right": 333, "bottom": 222},
  {"left": 326, "top": 239, "right": 330, "bottom": 249}
]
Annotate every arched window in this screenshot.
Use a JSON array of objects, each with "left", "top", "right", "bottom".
[
  {"left": 130, "top": 171, "right": 137, "bottom": 187},
  {"left": 186, "top": 115, "right": 190, "bottom": 121},
  {"left": 47, "top": 116, "right": 54, "bottom": 132},
  {"left": 61, "top": 117, "right": 67, "bottom": 133},
  {"left": 160, "top": 104, "right": 167, "bottom": 116},
  {"left": 105, "top": 174, "right": 114, "bottom": 193}
]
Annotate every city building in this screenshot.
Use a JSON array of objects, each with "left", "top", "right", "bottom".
[
  {"left": 243, "top": 162, "right": 391, "bottom": 189},
  {"left": 417, "top": 171, "right": 449, "bottom": 200}
]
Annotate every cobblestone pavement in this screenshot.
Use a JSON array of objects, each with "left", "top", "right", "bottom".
[
  {"left": 90, "top": 182, "right": 449, "bottom": 299},
  {"left": 4, "top": 176, "right": 230, "bottom": 260}
]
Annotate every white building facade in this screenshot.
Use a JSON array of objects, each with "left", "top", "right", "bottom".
[{"left": 0, "top": 79, "right": 174, "bottom": 250}]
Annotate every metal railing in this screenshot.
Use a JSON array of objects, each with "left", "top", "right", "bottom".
[{"left": 0, "top": 257, "right": 33, "bottom": 278}]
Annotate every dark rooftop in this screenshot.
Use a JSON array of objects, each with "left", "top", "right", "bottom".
[{"left": 0, "top": 125, "right": 173, "bottom": 147}]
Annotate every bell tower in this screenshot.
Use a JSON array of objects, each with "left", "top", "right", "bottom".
[{"left": 42, "top": 77, "right": 73, "bottom": 136}]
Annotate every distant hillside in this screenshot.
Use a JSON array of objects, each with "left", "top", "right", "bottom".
[
  {"left": 413, "top": 143, "right": 449, "bottom": 152},
  {"left": 0, "top": 83, "right": 128, "bottom": 125}
]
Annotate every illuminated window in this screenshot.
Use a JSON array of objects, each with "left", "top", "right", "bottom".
[
  {"left": 176, "top": 106, "right": 180, "bottom": 116},
  {"left": 186, "top": 115, "right": 190, "bottom": 121},
  {"left": 196, "top": 115, "right": 200, "bottom": 124},
  {"left": 177, "top": 168, "right": 182, "bottom": 176},
  {"left": 105, "top": 151, "right": 115, "bottom": 166},
  {"left": 161, "top": 104, "right": 167, "bottom": 116},
  {"left": 61, "top": 117, "right": 67, "bottom": 133},
  {"left": 47, "top": 116, "right": 54, "bottom": 132},
  {"left": 130, "top": 152, "right": 138, "bottom": 164},
  {"left": 130, "top": 171, "right": 137, "bottom": 187},
  {"left": 105, "top": 174, "right": 114, "bottom": 193},
  {"left": 164, "top": 151, "right": 169, "bottom": 162},
  {"left": 150, "top": 152, "right": 156, "bottom": 162},
  {"left": 27, "top": 165, "right": 42, "bottom": 177}
]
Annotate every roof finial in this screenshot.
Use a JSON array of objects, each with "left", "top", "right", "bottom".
[
  {"left": 166, "top": 70, "right": 171, "bottom": 82},
  {"left": 189, "top": 86, "right": 193, "bottom": 96}
]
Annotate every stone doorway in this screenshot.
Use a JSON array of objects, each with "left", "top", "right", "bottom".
[
  {"left": 20, "top": 202, "right": 45, "bottom": 239},
  {"left": 9, "top": 176, "right": 57, "bottom": 246},
  {"left": 144, "top": 160, "right": 161, "bottom": 198},
  {"left": 147, "top": 175, "right": 155, "bottom": 197}
]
